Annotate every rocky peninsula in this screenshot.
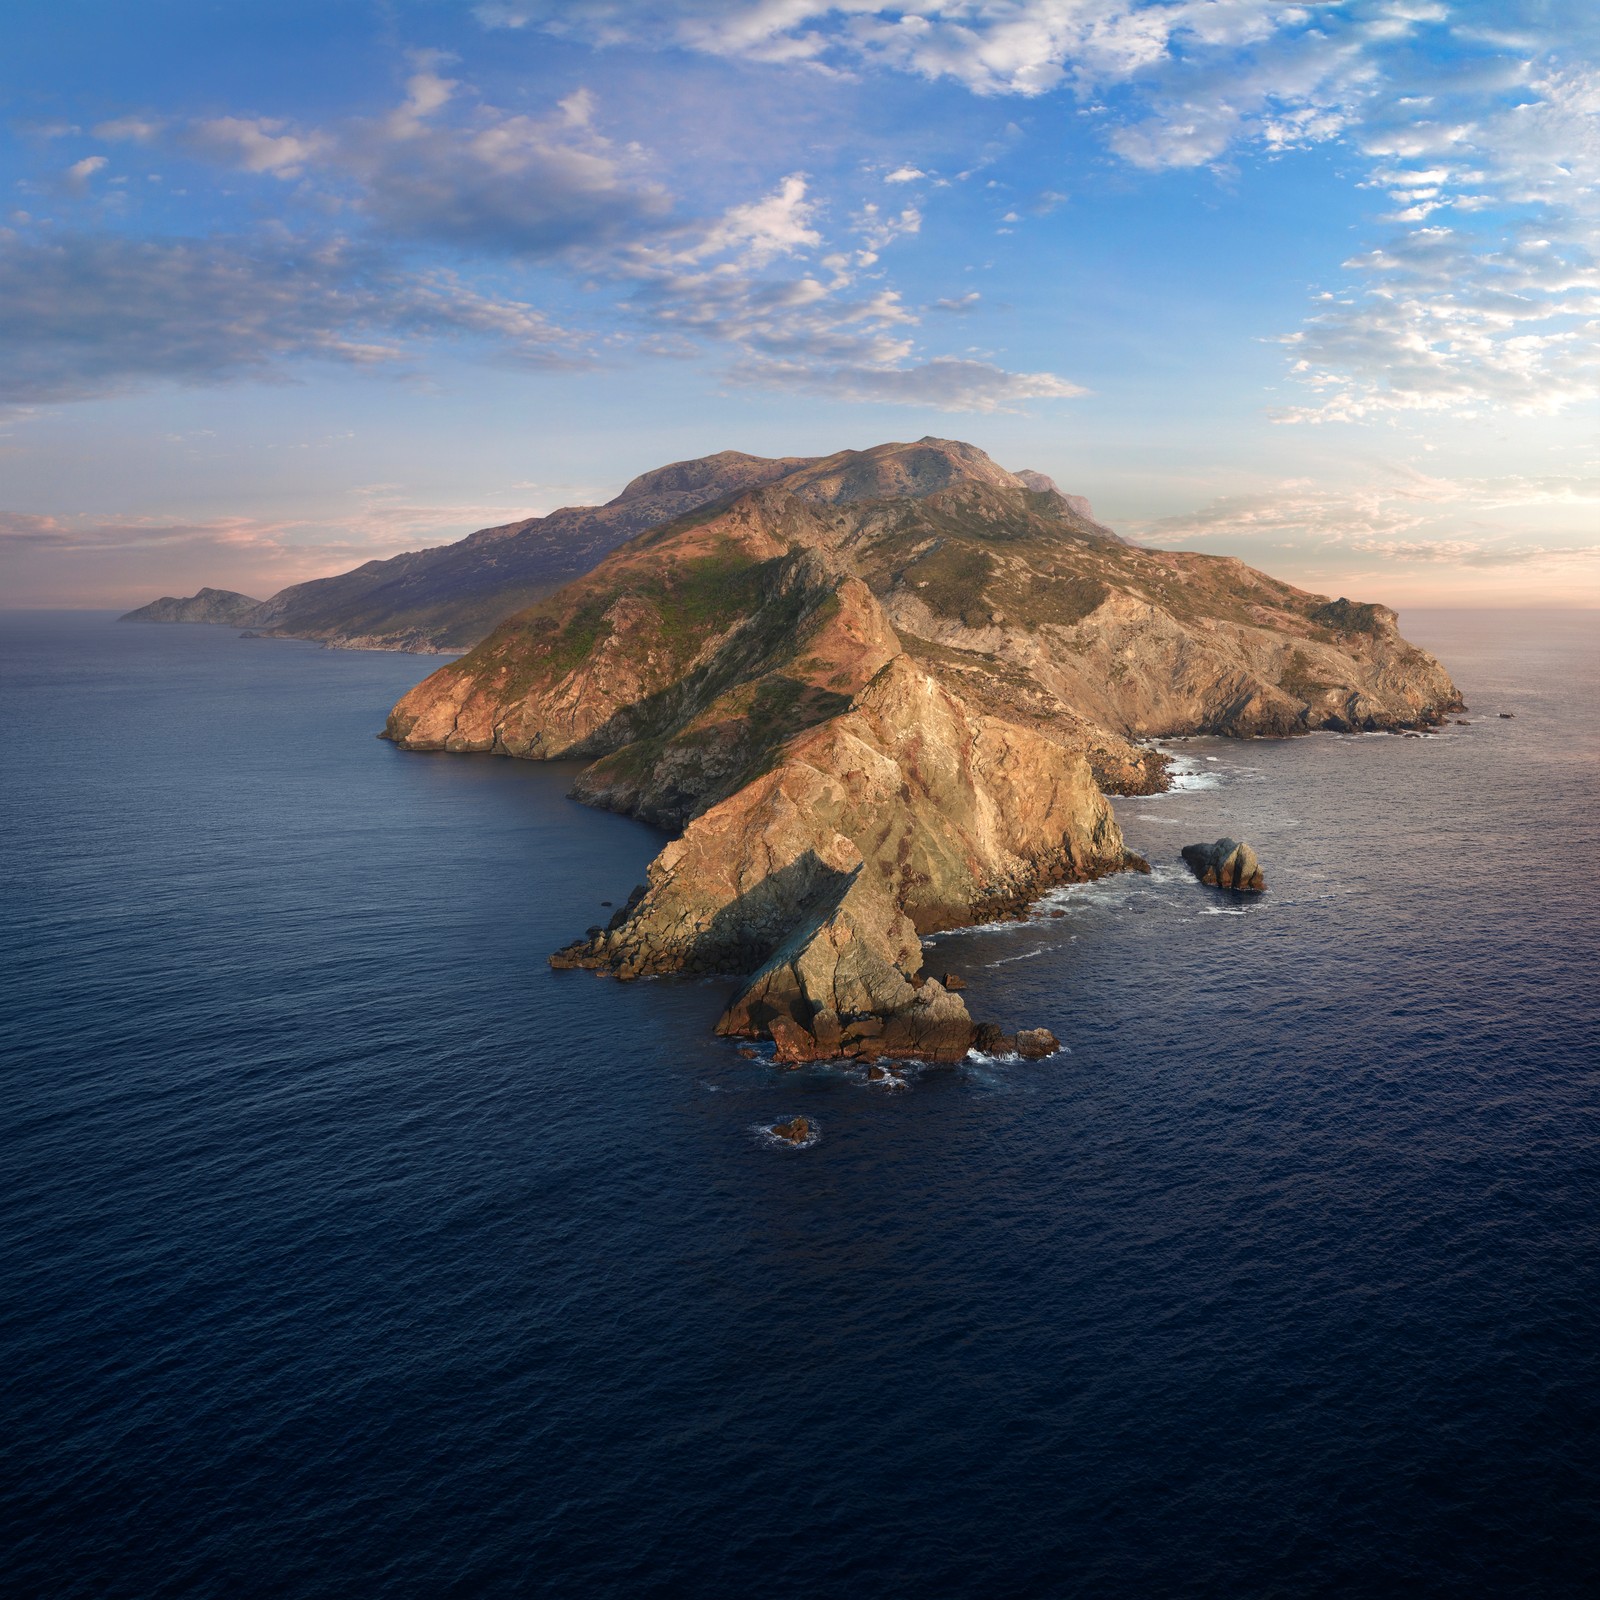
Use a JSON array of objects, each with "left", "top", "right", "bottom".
[{"left": 381, "top": 438, "right": 1462, "bottom": 1060}]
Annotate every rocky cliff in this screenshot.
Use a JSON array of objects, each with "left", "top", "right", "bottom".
[
  {"left": 119, "top": 587, "right": 263, "bottom": 625},
  {"left": 383, "top": 437, "right": 1462, "bottom": 1057}
]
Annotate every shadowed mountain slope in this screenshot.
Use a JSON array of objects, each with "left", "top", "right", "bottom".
[{"left": 237, "top": 450, "right": 815, "bottom": 652}]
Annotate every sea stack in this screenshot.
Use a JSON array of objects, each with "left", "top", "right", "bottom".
[{"left": 1182, "top": 839, "right": 1267, "bottom": 892}]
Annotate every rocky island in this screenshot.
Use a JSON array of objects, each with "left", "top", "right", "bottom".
[
  {"left": 374, "top": 438, "right": 1461, "bottom": 1061},
  {"left": 120, "top": 587, "right": 263, "bottom": 626}
]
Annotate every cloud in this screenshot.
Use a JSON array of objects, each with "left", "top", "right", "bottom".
[
  {"left": 62, "top": 155, "right": 108, "bottom": 194},
  {"left": 1124, "top": 465, "right": 1600, "bottom": 554},
  {"left": 728, "top": 354, "right": 1086, "bottom": 411},
  {"left": 1280, "top": 63, "right": 1600, "bottom": 419},
  {"left": 596, "top": 173, "right": 1082, "bottom": 407},
  {"left": 472, "top": 1, "right": 1230, "bottom": 96},
  {"left": 466, "top": 3, "right": 1597, "bottom": 423},
  {"left": 184, "top": 117, "right": 325, "bottom": 176},
  {"left": 105, "top": 64, "right": 673, "bottom": 258},
  {"left": 0, "top": 232, "right": 584, "bottom": 405}
]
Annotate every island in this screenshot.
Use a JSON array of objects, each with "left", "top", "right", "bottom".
[{"left": 374, "top": 438, "right": 1461, "bottom": 1061}]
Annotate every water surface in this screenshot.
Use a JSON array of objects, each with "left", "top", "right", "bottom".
[{"left": 2, "top": 609, "right": 1596, "bottom": 1597}]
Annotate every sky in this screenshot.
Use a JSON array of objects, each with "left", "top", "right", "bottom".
[{"left": 2, "top": 0, "right": 1597, "bottom": 609}]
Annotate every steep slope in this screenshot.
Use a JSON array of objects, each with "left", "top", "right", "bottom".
[
  {"left": 382, "top": 437, "right": 1461, "bottom": 1059},
  {"left": 128, "top": 450, "right": 816, "bottom": 653},
  {"left": 119, "top": 588, "right": 262, "bottom": 625}
]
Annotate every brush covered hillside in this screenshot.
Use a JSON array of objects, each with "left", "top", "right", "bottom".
[{"left": 383, "top": 438, "right": 1462, "bottom": 1062}]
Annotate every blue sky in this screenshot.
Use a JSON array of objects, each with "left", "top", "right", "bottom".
[{"left": 2, "top": 0, "right": 1596, "bottom": 607}]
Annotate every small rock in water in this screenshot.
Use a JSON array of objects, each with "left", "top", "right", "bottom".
[
  {"left": 1181, "top": 838, "right": 1266, "bottom": 892},
  {"left": 1499, "top": 712, "right": 1515, "bottom": 718},
  {"left": 1456, "top": 720, "right": 1471, "bottom": 726},
  {"left": 866, "top": 1064, "right": 890, "bottom": 1081},
  {"left": 600, "top": 900, "right": 613, "bottom": 907},
  {"left": 771, "top": 1116, "right": 811, "bottom": 1145},
  {"left": 1049, "top": 909, "right": 1067, "bottom": 919},
  {"left": 942, "top": 972, "right": 967, "bottom": 990},
  {"left": 1014, "top": 1028, "right": 1060, "bottom": 1060},
  {"left": 737, "top": 1046, "right": 757, "bottom": 1059}
]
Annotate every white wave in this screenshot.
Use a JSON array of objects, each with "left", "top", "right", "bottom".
[
  {"left": 990, "top": 947, "right": 1045, "bottom": 965},
  {"left": 1199, "top": 906, "right": 1252, "bottom": 916},
  {"left": 1167, "top": 769, "right": 1223, "bottom": 791},
  {"left": 864, "top": 1068, "right": 909, "bottom": 1091}
]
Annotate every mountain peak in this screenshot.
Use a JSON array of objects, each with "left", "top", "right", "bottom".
[
  {"left": 772, "top": 437, "right": 1026, "bottom": 505},
  {"left": 614, "top": 449, "right": 814, "bottom": 505}
]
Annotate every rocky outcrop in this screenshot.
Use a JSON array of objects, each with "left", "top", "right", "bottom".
[
  {"left": 119, "top": 587, "right": 262, "bottom": 625},
  {"left": 770, "top": 1116, "right": 813, "bottom": 1145},
  {"left": 1182, "top": 838, "right": 1266, "bottom": 892}
]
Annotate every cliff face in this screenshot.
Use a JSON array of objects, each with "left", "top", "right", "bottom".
[
  {"left": 385, "top": 437, "right": 1462, "bottom": 1058},
  {"left": 119, "top": 588, "right": 263, "bottom": 625}
]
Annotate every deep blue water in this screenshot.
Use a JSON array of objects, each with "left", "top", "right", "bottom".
[{"left": 2, "top": 608, "right": 1597, "bottom": 1598}]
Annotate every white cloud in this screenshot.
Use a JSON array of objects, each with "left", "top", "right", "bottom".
[
  {"left": 185, "top": 117, "right": 325, "bottom": 176},
  {"left": 151, "top": 66, "right": 672, "bottom": 257},
  {"left": 1281, "top": 64, "right": 1600, "bottom": 420},
  {"left": 63, "top": 155, "right": 108, "bottom": 194},
  {"left": 728, "top": 353, "right": 1086, "bottom": 411}
]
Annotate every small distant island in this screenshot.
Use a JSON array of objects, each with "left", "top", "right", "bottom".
[
  {"left": 120, "top": 587, "right": 263, "bottom": 626},
  {"left": 132, "top": 438, "right": 1462, "bottom": 1061}
]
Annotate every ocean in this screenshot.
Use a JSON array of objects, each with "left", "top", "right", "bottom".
[{"left": 2, "top": 608, "right": 1596, "bottom": 1597}]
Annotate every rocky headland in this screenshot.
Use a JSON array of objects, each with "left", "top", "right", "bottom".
[{"left": 378, "top": 437, "right": 1461, "bottom": 1060}]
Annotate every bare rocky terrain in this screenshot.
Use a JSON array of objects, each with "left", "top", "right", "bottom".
[{"left": 381, "top": 438, "right": 1462, "bottom": 1059}]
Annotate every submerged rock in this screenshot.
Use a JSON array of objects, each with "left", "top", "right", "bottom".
[{"left": 1181, "top": 838, "right": 1266, "bottom": 892}]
